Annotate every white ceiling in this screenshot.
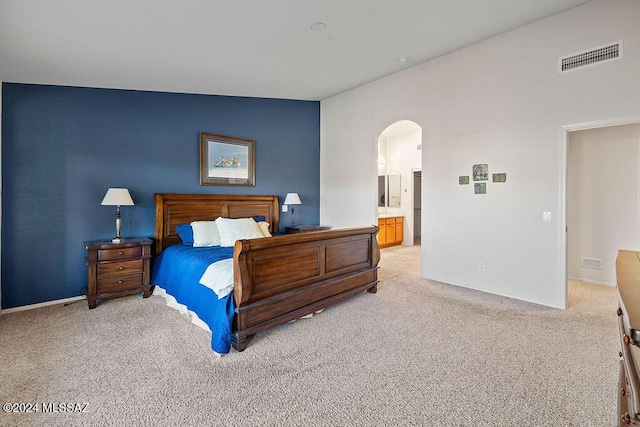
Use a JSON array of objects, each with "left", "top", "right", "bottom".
[{"left": 0, "top": 0, "right": 592, "bottom": 101}]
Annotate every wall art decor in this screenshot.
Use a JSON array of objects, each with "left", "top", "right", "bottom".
[
  {"left": 493, "top": 173, "right": 507, "bottom": 183},
  {"left": 459, "top": 176, "right": 469, "bottom": 185},
  {"left": 474, "top": 182, "right": 486, "bottom": 194},
  {"left": 472, "top": 164, "right": 488, "bottom": 181},
  {"left": 200, "top": 132, "right": 256, "bottom": 186}
]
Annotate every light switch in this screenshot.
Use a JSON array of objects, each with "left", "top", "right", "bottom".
[
  {"left": 543, "top": 212, "right": 551, "bottom": 223},
  {"left": 282, "top": 205, "right": 288, "bottom": 212}
]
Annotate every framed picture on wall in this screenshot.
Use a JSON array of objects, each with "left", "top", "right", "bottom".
[{"left": 199, "top": 133, "right": 256, "bottom": 186}]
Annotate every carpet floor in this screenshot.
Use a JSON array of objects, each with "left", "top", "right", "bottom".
[{"left": 0, "top": 244, "right": 618, "bottom": 426}]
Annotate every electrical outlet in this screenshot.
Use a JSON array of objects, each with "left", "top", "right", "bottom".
[
  {"left": 479, "top": 261, "right": 485, "bottom": 271},
  {"left": 282, "top": 205, "right": 288, "bottom": 212}
]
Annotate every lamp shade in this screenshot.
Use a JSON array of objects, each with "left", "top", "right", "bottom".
[
  {"left": 101, "top": 188, "right": 134, "bottom": 206},
  {"left": 283, "top": 193, "right": 301, "bottom": 205}
]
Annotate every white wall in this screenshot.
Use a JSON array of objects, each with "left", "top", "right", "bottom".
[
  {"left": 567, "top": 123, "right": 640, "bottom": 286},
  {"left": 377, "top": 136, "right": 387, "bottom": 178},
  {"left": 321, "top": 0, "right": 640, "bottom": 308}
]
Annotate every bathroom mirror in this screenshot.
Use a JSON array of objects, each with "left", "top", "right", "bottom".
[
  {"left": 388, "top": 175, "right": 401, "bottom": 207},
  {"left": 378, "top": 175, "right": 386, "bottom": 207},
  {"left": 378, "top": 175, "right": 401, "bottom": 208}
]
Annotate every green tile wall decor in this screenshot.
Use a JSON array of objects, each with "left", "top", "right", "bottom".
[
  {"left": 472, "top": 164, "right": 488, "bottom": 181},
  {"left": 464, "top": 164, "right": 507, "bottom": 194},
  {"left": 493, "top": 173, "right": 507, "bottom": 183}
]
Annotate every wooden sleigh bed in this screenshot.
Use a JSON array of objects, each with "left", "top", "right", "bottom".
[{"left": 153, "top": 193, "right": 380, "bottom": 352}]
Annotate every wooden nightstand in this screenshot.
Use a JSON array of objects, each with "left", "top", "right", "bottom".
[
  {"left": 285, "top": 225, "right": 331, "bottom": 234},
  {"left": 85, "top": 237, "right": 152, "bottom": 309}
]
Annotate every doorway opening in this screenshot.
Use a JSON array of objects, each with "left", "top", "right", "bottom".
[
  {"left": 377, "top": 120, "right": 422, "bottom": 247},
  {"left": 562, "top": 115, "right": 640, "bottom": 308}
]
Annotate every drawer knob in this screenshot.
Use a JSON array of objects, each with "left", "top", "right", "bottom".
[
  {"left": 624, "top": 334, "right": 632, "bottom": 346},
  {"left": 622, "top": 387, "right": 627, "bottom": 396},
  {"left": 118, "top": 251, "right": 124, "bottom": 255},
  {"left": 118, "top": 280, "right": 124, "bottom": 284},
  {"left": 119, "top": 266, "right": 125, "bottom": 270}
]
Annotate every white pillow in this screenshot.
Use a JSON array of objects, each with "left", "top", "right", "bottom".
[
  {"left": 257, "top": 221, "right": 272, "bottom": 237},
  {"left": 199, "top": 259, "right": 234, "bottom": 299},
  {"left": 215, "top": 217, "right": 265, "bottom": 247},
  {"left": 190, "top": 221, "right": 221, "bottom": 247}
]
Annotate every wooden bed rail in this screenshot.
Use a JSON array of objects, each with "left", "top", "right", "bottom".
[{"left": 232, "top": 226, "right": 380, "bottom": 350}]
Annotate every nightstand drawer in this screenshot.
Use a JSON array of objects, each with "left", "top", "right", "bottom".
[
  {"left": 98, "top": 273, "right": 143, "bottom": 293},
  {"left": 85, "top": 237, "right": 152, "bottom": 309},
  {"left": 97, "top": 259, "right": 143, "bottom": 278},
  {"left": 98, "top": 246, "right": 142, "bottom": 261}
]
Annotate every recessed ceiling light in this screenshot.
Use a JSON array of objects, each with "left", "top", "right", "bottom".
[
  {"left": 310, "top": 22, "right": 326, "bottom": 31},
  {"left": 398, "top": 56, "right": 408, "bottom": 63}
]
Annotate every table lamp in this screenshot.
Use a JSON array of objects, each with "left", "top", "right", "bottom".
[
  {"left": 283, "top": 192, "right": 302, "bottom": 226},
  {"left": 101, "top": 188, "right": 134, "bottom": 243}
]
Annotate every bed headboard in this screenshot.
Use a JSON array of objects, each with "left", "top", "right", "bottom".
[{"left": 154, "top": 193, "right": 280, "bottom": 254}]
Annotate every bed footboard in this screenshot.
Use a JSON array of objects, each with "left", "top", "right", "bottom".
[{"left": 232, "top": 226, "right": 380, "bottom": 351}]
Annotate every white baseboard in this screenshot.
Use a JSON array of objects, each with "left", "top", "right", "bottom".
[
  {"left": 422, "top": 275, "right": 565, "bottom": 309},
  {"left": 1, "top": 295, "right": 86, "bottom": 314},
  {"left": 567, "top": 276, "right": 615, "bottom": 287}
]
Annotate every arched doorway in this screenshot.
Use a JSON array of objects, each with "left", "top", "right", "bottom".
[{"left": 377, "top": 120, "right": 422, "bottom": 246}]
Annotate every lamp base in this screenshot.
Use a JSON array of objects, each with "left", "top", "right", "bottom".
[{"left": 112, "top": 237, "right": 124, "bottom": 243}]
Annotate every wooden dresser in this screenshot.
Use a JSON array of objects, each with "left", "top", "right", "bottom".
[
  {"left": 377, "top": 216, "right": 403, "bottom": 248},
  {"left": 616, "top": 250, "right": 640, "bottom": 425},
  {"left": 85, "top": 237, "right": 152, "bottom": 309}
]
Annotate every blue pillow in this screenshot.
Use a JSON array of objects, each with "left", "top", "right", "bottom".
[
  {"left": 252, "top": 215, "right": 266, "bottom": 222},
  {"left": 175, "top": 223, "right": 194, "bottom": 245}
]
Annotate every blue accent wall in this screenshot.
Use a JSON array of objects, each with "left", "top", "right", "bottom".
[{"left": 1, "top": 83, "right": 320, "bottom": 309}]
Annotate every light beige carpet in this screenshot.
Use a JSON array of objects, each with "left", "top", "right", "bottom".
[{"left": 0, "top": 244, "right": 618, "bottom": 426}]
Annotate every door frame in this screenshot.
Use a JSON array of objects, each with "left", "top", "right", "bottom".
[
  {"left": 560, "top": 113, "right": 640, "bottom": 308},
  {"left": 411, "top": 168, "right": 421, "bottom": 245}
]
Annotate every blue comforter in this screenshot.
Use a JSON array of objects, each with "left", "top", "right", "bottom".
[{"left": 151, "top": 244, "right": 236, "bottom": 354}]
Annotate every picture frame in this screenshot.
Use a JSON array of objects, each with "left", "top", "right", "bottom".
[{"left": 200, "top": 133, "right": 255, "bottom": 186}]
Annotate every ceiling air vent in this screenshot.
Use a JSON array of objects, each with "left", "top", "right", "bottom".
[{"left": 559, "top": 40, "right": 622, "bottom": 73}]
